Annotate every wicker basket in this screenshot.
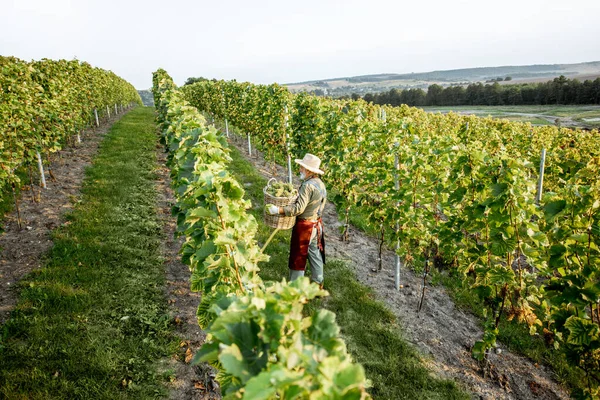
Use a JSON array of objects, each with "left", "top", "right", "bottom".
[{"left": 263, "top": 178, "right": 297, "bottom": 230}]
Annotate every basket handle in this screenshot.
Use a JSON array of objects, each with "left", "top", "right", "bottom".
[{"left": 266, "top": 177, "right": 277, "bottom": 189}]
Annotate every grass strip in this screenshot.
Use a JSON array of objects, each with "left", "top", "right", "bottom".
[
  {"left": 227, "top": 145, "right": 469, "bottom": 400},
  {"left": 0, "top": 107, "right": 177, "bottom": 399}
]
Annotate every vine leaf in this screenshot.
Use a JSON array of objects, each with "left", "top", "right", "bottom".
[{"left": 564, "top": 316, "right": 599, "bottom": 346}]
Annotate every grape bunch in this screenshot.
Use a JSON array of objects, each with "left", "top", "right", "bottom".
[{"left": 266, "top": 181, "right": 297, "bottom": 197}]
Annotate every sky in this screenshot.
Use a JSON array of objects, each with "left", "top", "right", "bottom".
[{"left": 2, "top": 0, "right": 600, "bottom": 89}]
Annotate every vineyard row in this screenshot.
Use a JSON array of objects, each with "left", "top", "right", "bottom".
[
  {"left": 0, "top": 56, "right": 142, "bottom": 196},
  {"left": 182, "top": 79, "right": 600, "bottom": 398},
  {"left": 152, "top": 69, "right": 371, "bottom": 399}
]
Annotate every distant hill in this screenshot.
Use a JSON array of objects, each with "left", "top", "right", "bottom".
[
  {"left": 285, "top": 61, "right": 600, "bottom": 97},
  {"left": 138, "top": 90, "right": 154, "bottom": 107}
]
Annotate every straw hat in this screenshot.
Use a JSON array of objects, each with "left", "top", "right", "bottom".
[{"left": 295, "top": 153, "right": 324, "bottom": 175}]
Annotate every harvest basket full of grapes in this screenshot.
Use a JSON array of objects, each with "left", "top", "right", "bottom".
[{"left": 263, "top": 178, "right": 298, "bottom": 230}]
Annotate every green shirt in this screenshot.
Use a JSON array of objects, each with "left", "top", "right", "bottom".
[{"left": 283, "top": 177, "right": 327, "bottom": 220}]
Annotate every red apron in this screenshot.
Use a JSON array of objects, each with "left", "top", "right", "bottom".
[{"left": 288, "top": 218, "right": 325, "bottom": 271}]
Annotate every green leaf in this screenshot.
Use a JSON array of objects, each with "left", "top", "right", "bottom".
[
  {"left": 471, "top": 340, "right": 487, "bottom": 361},
  {"left": 473, "top": 285, "right": 493, "bottom": 300},
  {"left": 448, "top": 187, "right": 467, "bottom": 204},
  {"left": 243, "top": 367, "right": 303, "bottom": 400},
  {"left": 243, "top": 371, "right": 279, "bottom": 400},
  {"left": 491, "top": 183, "right": 508, "bottom": 197},
  {"left": 569, "top": 233, "right": 589, "bottom": 243},
  {"left": 219, "top": 344, "right": 252, "bottom": 382},
  {"left": 195, "top": 240, "right": 216, "bottom": 263},
  {"left": 487, "top": 267, "right": 514, "bottom": 286},
  {"left": 544, "top": 199, "right": 566, "bottom": 221},
  {"left": 334, "top": 364, "right": 367, "bottom": 391},
  {"left": 195, "top": 341, "right": 220, "bottom": 364},
  {"left": 490, "top": 231, "right": 517, "bottom": 256},
  {"left": 531, "top": 231, "right": 549, "bottom": 247},
  {"left": 564, "top": 316, "right": 599, "bottom": 346},
  {"left": 521, "top": 243, "right": 539, "bottom": 258}
]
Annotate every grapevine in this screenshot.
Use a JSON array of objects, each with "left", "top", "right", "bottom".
[
  {"left": 0, "top": 56, "right": 142, "bottom": 195},
  {"left": 153, "top": 69, "right": 371, "bottom": 399},
  {"left": 183, "top": 78, "right": 600, "bottom": 397}
]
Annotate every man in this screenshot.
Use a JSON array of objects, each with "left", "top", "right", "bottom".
[{"left": 267, "top": 154, "right": 327, "bottom": 288}]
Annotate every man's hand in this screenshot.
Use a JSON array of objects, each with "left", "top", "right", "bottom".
[{"left": 266, "top": 204, "right": 279, "bottom": 215}]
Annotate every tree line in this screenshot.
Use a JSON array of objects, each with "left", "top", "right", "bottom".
[{"left": 358, "top": 75, "right": 600, "bottom": 106}]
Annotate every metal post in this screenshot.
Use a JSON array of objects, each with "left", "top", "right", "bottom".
[
  {"left": 285, "top": 105, "right": 293, "bottom": 184},
  {"left": 535, "top": 148, "right": 547, "bottom": 205},
  {"left": 94, "top": 108, "right": 99, "bottom": 127},
  {"left": 381, "top": 109, "right": 400, "bottom": 289},
  {"left": 247, "top": 133, "right": 252, "bottom": 156},
  {"left": 36, "top": 150, "right": 47, "bottom": 189},
  {"left": 394, "top": 151, "right": 400, "bottom": 290}
]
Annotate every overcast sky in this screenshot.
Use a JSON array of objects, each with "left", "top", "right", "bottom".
[{"left": 2, "top": 0, "right": 599, "bottom": 89}]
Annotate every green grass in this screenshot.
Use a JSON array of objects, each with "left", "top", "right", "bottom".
[
  {"left": 227, "top": 145, "right": 469, "bottom": 400},
  {"left": 0, "top": 107, "right": 178, "bottom": 399}
]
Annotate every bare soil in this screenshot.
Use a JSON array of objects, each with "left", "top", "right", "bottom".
[
  {"left": 155, "top": 146, "right": 220, "bottom": 399},
  {"left": 228, "top": 135, "right": 570, "bottom": 400},
  {"left": 0, "top": 114, "right": 126, "bottom": 325}
]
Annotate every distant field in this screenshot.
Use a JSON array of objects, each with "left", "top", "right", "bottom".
[
  {"left": 285, "top": 61, "right": 600, "bottom": 97},
  {"left": 420, "top": 105, "right": 600, "bottom": 129}
]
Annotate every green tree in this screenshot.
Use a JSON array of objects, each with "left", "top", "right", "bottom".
[
  {"left": 184, "top": 76, "right": 208, "bottom": 86},
  {"left": 426, "top": 84, "right": 444, "bottom": 106}
]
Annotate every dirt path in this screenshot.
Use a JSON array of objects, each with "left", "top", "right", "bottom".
[
  {"left": 228, "top": 135, "right": 570, "bottom": 400},
  {"left": 0, "top": 113, "right": 130, "bottom": 325},
  {"left": 155, "top": 146, "right": 221, "bottom": 399}
]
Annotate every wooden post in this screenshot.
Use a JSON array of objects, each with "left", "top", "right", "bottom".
[
  {"left": 115, "top": 104, "right": 118, "bottom": 115},
  {"left": 247, "top": 133, "right": 252, "bottom": 156},
  {"left": 94, "top": 108, "right": 99, "bottom": 127},
  {"left": 107, "top": 104, "right": 111, "bottom": 118}
]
